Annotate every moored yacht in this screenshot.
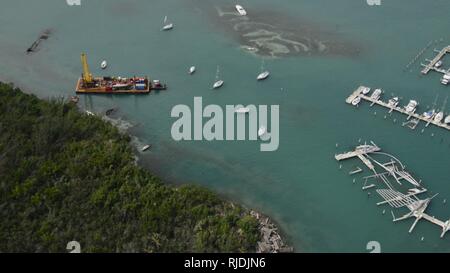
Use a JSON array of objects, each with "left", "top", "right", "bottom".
[
  {"left": 370, "top": 88, "right": 382, "bottom": 100},
  {"left": 388, "top": 97, "right": 399, "bottom": 108},
  {"left": 351, "top": 96, "right": 361, "bottom": 106},
  {"left": 434, "top": 111, "right": 444, "bottom": 123},
  {"left": 362, "top": 87, "right": 371, "bottom": 95},
  {"left": 404, "top": 100, "right": 418, "bottom": 113}
]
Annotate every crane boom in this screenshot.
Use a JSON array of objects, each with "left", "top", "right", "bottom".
[{"left": 81, "top": 53, "right": 93, "bottom": 83}]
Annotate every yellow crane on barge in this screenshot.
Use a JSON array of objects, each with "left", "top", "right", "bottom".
[{"left": 75, "top": 53, "right": 166, "bottom": 94}]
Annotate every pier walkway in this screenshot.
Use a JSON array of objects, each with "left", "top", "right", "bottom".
[
  {"left": 421, "top": 46, "right": 450, "bottom": 75},
  {"left": 346, "top": 86, "right": 450, "bottom": 131}
]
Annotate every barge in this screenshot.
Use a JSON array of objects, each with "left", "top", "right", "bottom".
[{"left": 75, "top": 53, "right": 166, "bottom": 94}]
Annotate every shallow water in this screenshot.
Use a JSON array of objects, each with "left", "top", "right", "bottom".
[{"left": 1, "top": 0, "right": 450, "bottom": 252}]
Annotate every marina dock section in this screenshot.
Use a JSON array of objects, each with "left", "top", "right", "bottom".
[
  {"left": 346, "top": 86, "right": 450, "bottom": 131},
  {"left": 421, "top": 46, "right": 450, "bottom": 75},
  {"left": 335, "top": 143, "right": 450, "bottom": 239}
]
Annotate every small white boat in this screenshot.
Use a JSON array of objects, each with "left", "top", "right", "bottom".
[
  {"left": 212, "top": 66, "right": 224, "bottom": 89},
  {"left": 258, "top": 126, "right": 267, "bottom": 137},
  {"left": 141, "top": 145, "right": 151, "bottom": 152},
  {"left": 162, "top": 16, "right": 173, "bottom": 31},
  {"left": 370, "top": 89, "right": 382, "bottom": 100},
  {"left": 235, "top": 5, "right": 247, "bottom": 16},
  {"left": 189, "top": 66, "right": 196, "bottom": 75},
  {"left": 100, "top": 60, "right": 107, "bottom": 69},
  {"left": 405, "top": 100, "right": 418, "bottom": 113},
  {"left": 388, "top": 97, "right": 399, "bottom": 108},
  {"left": 444, "top": 115, "right": 450, "bottom": 124},
  {"left": 257, "top": 60, "right": 270, "bottom": 81},
  {"left": 362, "top": 87, "right": 371, "bottom": 95},
  {"left": 257, "top": 71, "right": 270, "bottom": 81},
  {"left": 235, "top": 107, "right": 250, "bottom": 114},
  {"left": 351, "top": 96, "right": 361, "bottom": 106},
  {"left": 435, "top": 60, "right": 443, "bottom": 68},
  {"left": 434, "top": 111, "right": 444, "bottom": 123},
  {"left": 213, "top": 80, "right": 224, "bottom": 89}
]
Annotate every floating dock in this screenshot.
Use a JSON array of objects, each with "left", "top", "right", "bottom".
[
  {"left": 421, "top": 46, "right": 450, "bottom": 75},
  {"left": 346, "top": 86, "right": 450, "bottom": 131}
]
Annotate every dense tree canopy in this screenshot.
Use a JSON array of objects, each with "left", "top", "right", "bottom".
[{"left": 0, "top": 82, "right": 260, "bottom": 252}]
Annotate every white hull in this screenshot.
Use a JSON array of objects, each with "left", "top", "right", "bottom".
[
  {"left": 257, "top": 71, "right": 270, "bottom": 81},
  {"left": 101, "top": 60, "right": 107, "bottom": 69},
  {"left": 162, "top": 23, "right": 173, "bottom": 31},
  {"left": 351, "top": 97, "right": 361, "bottom": 106},
  {"left": 213, "top": 80, "right": 224, "bottom": 89},
  {"left": 235, "top": 5, "right": 247, "bottom": 16},
  {"left": 189, "top": 66, "right": 196, "bottom": 74},
  {"left": 141, "top": 145, "right": 151, "bottom": 152},
  {"left": 444, "top": 115, "right": 450, "bottom": 124},
  {"left": 434, "top": 112, "right": 444, "bottom": 123}
]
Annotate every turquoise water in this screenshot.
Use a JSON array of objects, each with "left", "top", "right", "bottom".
[{"left": 1, "top": 0, "right": 450, "bottom": 252}]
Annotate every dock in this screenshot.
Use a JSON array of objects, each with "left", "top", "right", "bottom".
[
  {"left": 336, "top": 143, "right": 450, "bottom": 239},
  {"left": 421, "top": 46, "right": 450, "bottom": 75},
  {"left": 335, "top": 142, "right": 380, "bottom": 171},
  {"left": 346, "top": 86, "right": 450, "bottom": 131}
]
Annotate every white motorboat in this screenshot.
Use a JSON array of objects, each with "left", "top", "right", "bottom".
[
  {"left": 141, "top": 145, "right": 151, "bottom": 152},
  {"left": 444, "top": 115, "right": 450, "bottom": 124},
  {"left": 404, "top": 100, "right": 418, "bottom": 113},
  {"left": 434, "top": 111, "right": 444, "bottom": 123},
  {"left": 258, "top": 126, "right": 267, "bottom": 137},
  {"left": 435, "top": 60, "right": 443, "bottom": 68},
  {"left": 189, "top": 66, "right": 196, "bottom": 75},
  {"left": 362, "top": 87, "right": 371, "bottom": 95},
  {"left": 212, "top": 66, "right": 224, "bottom": 89},
  {"left": 351, "top": 96, "right": 361, "bottom": 106},
  {"left": 235, "top": 107, "right": 250, "bottom": 114},
  {"left": 235, "top": 5, "right": 247, "bottom": 16},
  {"left": 162, "top": 16, "right": 173, "bottom": 31},
  {"left": 388, "top": 97, "right": 399, "bottom": 108},
  {"left": 100, "top": 60, "right": 107, "bottom": 69},
  {"left": 370, "top": 88, "right": 382, "bottom": 100}
]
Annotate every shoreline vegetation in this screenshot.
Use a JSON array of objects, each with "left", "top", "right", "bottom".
[{"left": 0, "top": 82, "right": 292, "bottom": 253}]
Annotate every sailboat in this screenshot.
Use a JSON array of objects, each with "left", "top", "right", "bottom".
[
  {"left": 162, "top": 16, "right": 173, "bottom": 31},
  {"left": 212, "top": 66, "right": 224, "bottom": 89},
  {"left": 256, "top": 60, "right": 270, "bottom": 81},
  {"left": 189, "top": 66, "right": 196, "bottom": 75}
]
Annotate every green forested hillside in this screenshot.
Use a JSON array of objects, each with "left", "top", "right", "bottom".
[{"left": 0, "top": 82, "right": 260, "bottom": 252}]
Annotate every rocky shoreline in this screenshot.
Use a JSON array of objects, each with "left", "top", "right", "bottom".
[{"left": 250, "top": 210, "right": 294, "bottom": 253}]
